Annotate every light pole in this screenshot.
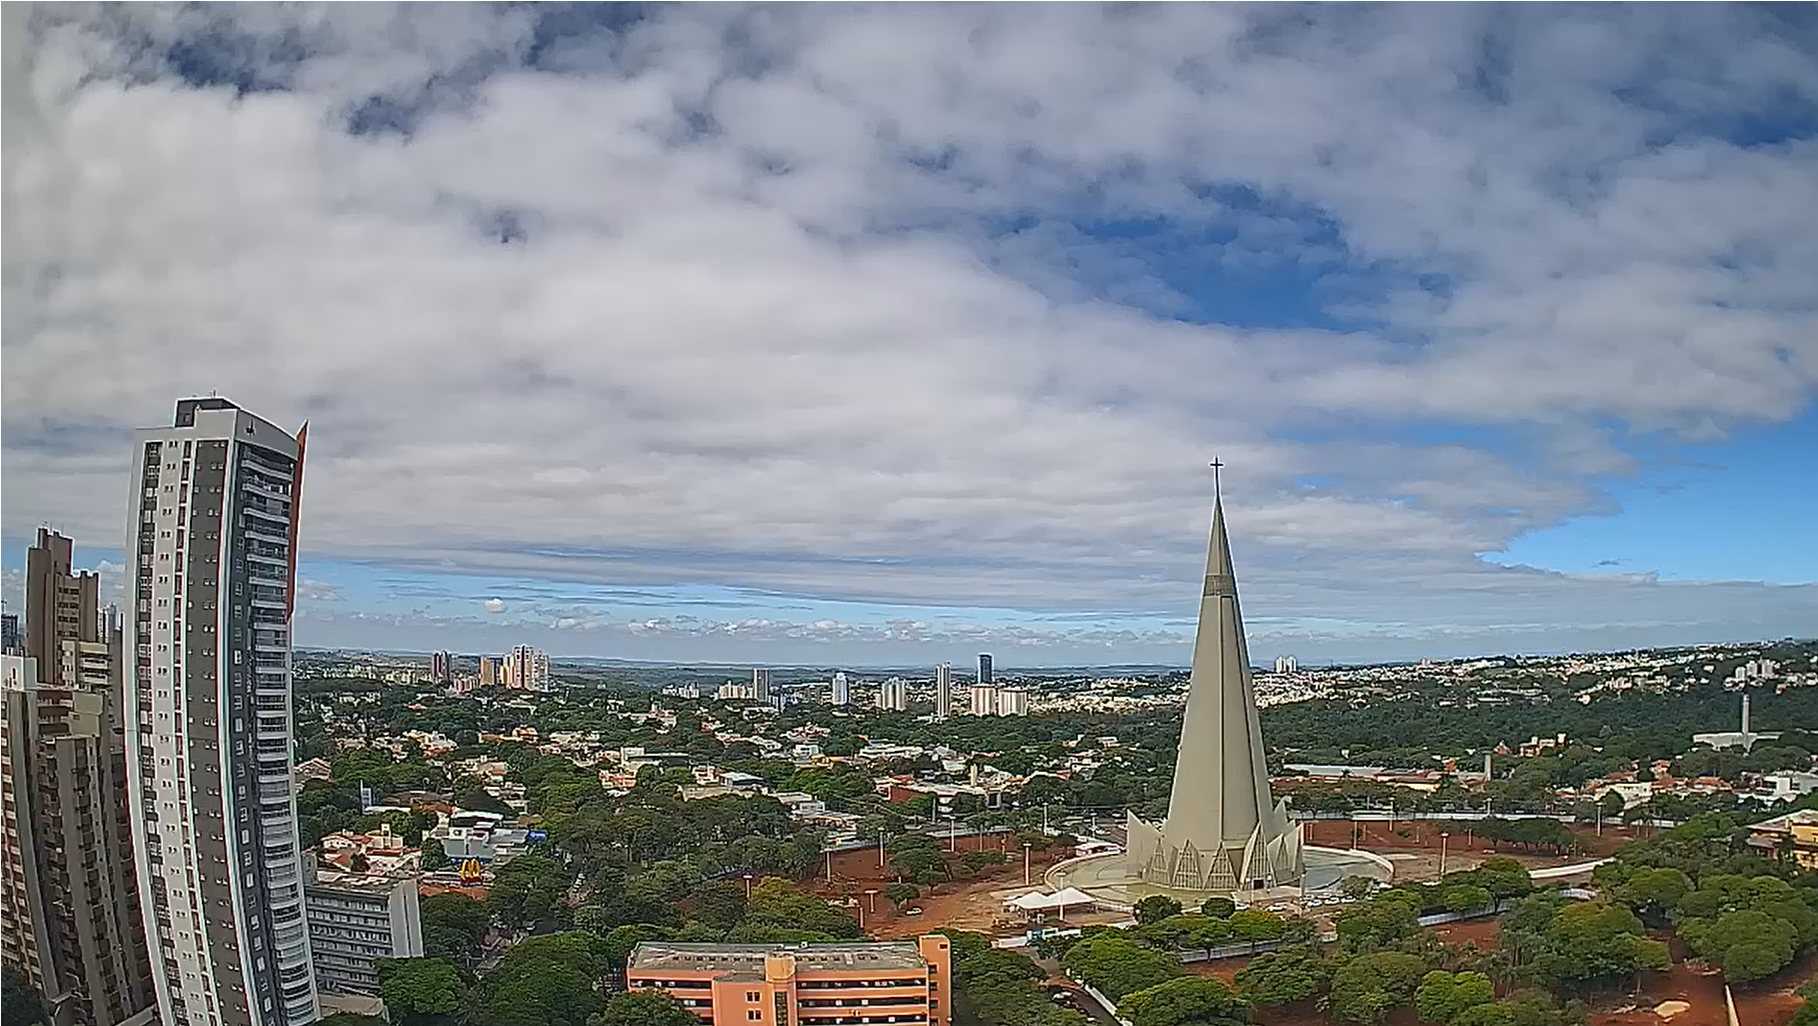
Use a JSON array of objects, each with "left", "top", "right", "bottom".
[
  {"left": 1023, "top": 842, "right": 1033, "bottom": 886},
  {"left": 879, "top": 827, "right": 886, "bottom": 870},
  {"left": 1438, "top": 832, "right": 1450, "bottom": 878},
  {"left": 866, "top": 888, "right": 879, "bottom": 915},
  {"left": 743, "top": 873, "right": 755, "bottom": 898}
]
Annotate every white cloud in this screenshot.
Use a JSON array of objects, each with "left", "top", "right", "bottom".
[{"left": 2, "top": 4, "right": 1814, "bottom": 656}]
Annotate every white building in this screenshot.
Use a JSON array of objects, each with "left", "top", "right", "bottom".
[
  {"left": 751, "top": 668, "right": 772, "bottom": 702},
  {"left": 969, "top": 684, "right": 997, "bottom": 717},
  {"left": 876, "top": 677, "right": 909, "bottom": 712},
  {"left": 502, "top": 645, "right": 549, "bottom": 691},
  {"left": 933, "top": 664, "right": 952, "bottom": 721},
  {"left": 303, "top": 864, "right": 423, "bottom": 997},
  {"left": 996, "top": 688, "right": 1031, "bottom": 717},
  {"left": 1273, "top": 655, "right": 1298, "bottom": 674},
  {"left": 830, "top": 672, "right": 850, "bottom": 707},
  {"left": 124, "top": 398, "right": 317, "bottom": 1026}
]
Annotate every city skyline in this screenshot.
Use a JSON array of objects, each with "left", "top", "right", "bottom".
[{"left": 5, "top": 5, "right": 1817, "bottom": 665}]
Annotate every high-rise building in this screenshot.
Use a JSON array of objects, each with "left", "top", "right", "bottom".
[
  {"left": 1, "top": 531, "right": 154, "bottom": 1026},
  {"left": 124, "top": 398, "right": 318, "bottom": 1025},
  {"left": 751, "top": 668, "right": 772, "bottom": 703},
  {"left": 429, "top": 651, "right": 451, "bottom": 682},
  {"left": 875, "top": 677, "right": 908, "bottom": 713},
  {"left": 0, "top": 611, "right": 21, "bottom": 655},
  {"left": 977, "top": 653, "right": 993, "bottom": 687},
  {"left": 829, "top": 672, "right": 849, "bottom": 707},
  {"left": 627, "top": 936, "right": 952, "bottom": 1026},
  {"left": 968, "top": 683, "right": 996, "bottom": 717},
  {"left": 1125, "top": 496, "right": 1303, "bottom": 893},
  {"left": 1272, "top": 655, "right": 1297, "bottom": 674},
  {"left": 477, "top": 656, "right": 497, "bottom": 688},
  {"left": 302, "top": 863, "right": 422, "bottom": 998},
  {"left": 933, "top": 664, "right": 952, "bottom": 721},
  {"left": 995, "top": 688, "right": 1030, "bottom": 717},
  {"left": 503, "top": 646, "right": 548, "bottom": 691}
]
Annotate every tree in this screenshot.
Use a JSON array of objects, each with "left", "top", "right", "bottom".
[
  {"left": 1200, "top": 897, "right": 1237, "bottom": 919},
  {"left": 883, "top": 881, "right": 921, "bottom": 907},
  {"left": 1062, "top": 933, "right": 1184, "bottom": 1002},
  {"left": 1616, "top": 868, "right": 1690, "bottom": 925},
  {"left": 1443, "top": 885, "right": 1493, "bottom": 914},
  {"left": 1136, "top": 895, "right": 1186, "bottom": 926},
  {"left": 1327, "top": 952, "right": 1428, "bottom": 1025},
  {"left": 1470, "top": 858, "right": 1533, "bottom": 899},
  {"left": 683, "top": 879, "right": 748, "bottom": 930},
  {"left": 1234, "top": 949, "right": 1331, "bottom": 1006},
  {"left": 1228, "top": 910, "right": 1286, "bottom": 950},
  {"left": 1680, "top": 909, "right": 1798, "bottom": 983},
  {"left": 1, "top": 968, "right": 49, "bottom": 1026},
  {"left": 318, "top": 1016, "right": 388, "bottom": 1026},
  {"left": 486, "top": 853, "right": 570, "bottom": 930},
  {"left": 468, "top": 932, "right": 606, "bottom": 1026},
  {"left": 377, "top": 958, "right": 464, "bottom": 1026},
  {"left": 1120, "top": 976, "right": 1251, "bottom": 1026},
  {"left": 1528, "top": 902, "right": 1669, "bottom": 988},
  {"left": 419, "top": 841, "right": 450, "bottom": 872},
  {"left": 596, "top": 990, "right": 699, "bottom": 1026},
  {"left": 420, "top": 893, "right": 490, "bottom": 965},
  {"left": 745, "top": 877, "right": 862, "bottom": 938},
  {"left": 1342, "top": 876, "right": 1379, "bottom": 901},
  {"left": 1415, "top": 971, "right": 1495, "bottom": 1024},
  {"left": 1335, "top": 894, "right": 1422, "bottom": 954}
]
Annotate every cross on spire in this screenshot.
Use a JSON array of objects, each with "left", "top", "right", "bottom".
[{"left": 1209, "top": 457, "right": 1224, "bottom": 499}]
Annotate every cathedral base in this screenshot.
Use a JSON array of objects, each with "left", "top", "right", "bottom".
[{"left": 1045, "top": 846, "right": 1389, "bottom": 909}]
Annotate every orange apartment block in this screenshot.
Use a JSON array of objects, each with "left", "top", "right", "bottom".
[{"left": 626, "top": 935, "right": 952, "bottom": 1026}]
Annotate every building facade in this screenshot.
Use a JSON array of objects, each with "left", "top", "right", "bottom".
[
  {"left": 968, "top": 684, "right": 996, "bottom": 718},
  {"left": 124, "top": 398, "right": 317, "bottom": 1026},
  {"left": 995, "top": 688, "right": 1030, "bottom": 717},
  {"left": 627, "top": 936, "right": 952, "bottom": 1026},
  {"left": 428, "top": 652, "right": 451, "bottom": 683},
  {"left": 933, "top": 665, "right": 952, "bottom": 722},
  {"left": 829, "top": 672, "right": 849, "bottom": 707},
  {"left": 875, "top": 677, "right": 908, "bottom": 713},
  {"left": 301, "top": 864, "right": 422, "bottom": 997},
  {"left": 976, "top": 654, "right": 993, "bottom": 687},
  {"left": 1, "top": 529, "right": 155, "bottom": 1026},
  {"left": 500, "top": 646, "right": 548, "bottom": 691}
]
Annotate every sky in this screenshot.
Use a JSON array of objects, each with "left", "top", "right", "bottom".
[{"left": 3, "top": 3, "right": 1816, "bottom": 668}]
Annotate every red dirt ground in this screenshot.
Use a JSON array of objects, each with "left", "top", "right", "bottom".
[
  {"left": 1301, "top": 819, "right": 1643, "bottom": 859},
  {"left": 805, "top": 836, "right": 1078, "bottom": 939}
]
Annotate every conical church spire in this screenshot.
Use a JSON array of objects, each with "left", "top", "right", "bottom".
[{"left": 1124, "top": 477, "right": 1304, "bottom": 893}]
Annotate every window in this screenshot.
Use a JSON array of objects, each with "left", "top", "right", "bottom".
[{"left": 748, "top": 1014, "right": 762, "bottom": 1022}]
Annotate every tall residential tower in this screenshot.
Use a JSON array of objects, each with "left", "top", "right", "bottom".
[
  {"left": 125, "top": 398, "right": 317, "bottom": 1026},
  {"left": 1, "top": 530, "right": 154, "bottom": 1026}
]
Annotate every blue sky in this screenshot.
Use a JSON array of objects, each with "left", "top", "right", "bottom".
[{"left": 3, "top": 4, "right": 1815, "bottom": 666}]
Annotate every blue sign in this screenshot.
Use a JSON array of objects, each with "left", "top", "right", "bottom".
[{"left": 526, "top": 829, "right": 548, "bottom": 842}]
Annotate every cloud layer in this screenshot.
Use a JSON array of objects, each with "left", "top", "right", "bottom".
[{"left": 4, "top": 4, "right": 1815, "bottom": 660}]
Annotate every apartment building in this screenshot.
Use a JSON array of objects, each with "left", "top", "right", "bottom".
[
  {"left": 124, "top": 398, "right": 317, "bottom": 1026},
  {"left": 627, "top": 935, "right": 952, "bottom": 1025},
  {"left": 1, "top": 529, "right": 155, "bottom": 1026},
  {"left": 301, "top": 864, "right": 423, "bottom": 997}
]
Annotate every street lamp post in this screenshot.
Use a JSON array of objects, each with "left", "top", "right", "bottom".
[
  {"left": 879, "top": 827, "right": 886, "bottom": 870},
  {"left": 866, "top": 888, "right": 879, "bottom": 915},
  {"left": 1439, "top": 832, "right": 1450, "bottom": 878},
  {"left": 743, "top": 873, "right": 755, "bottom": 898},
  {"left": 1024, "top": 842, "right": 1033, "bottom": 886}
]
